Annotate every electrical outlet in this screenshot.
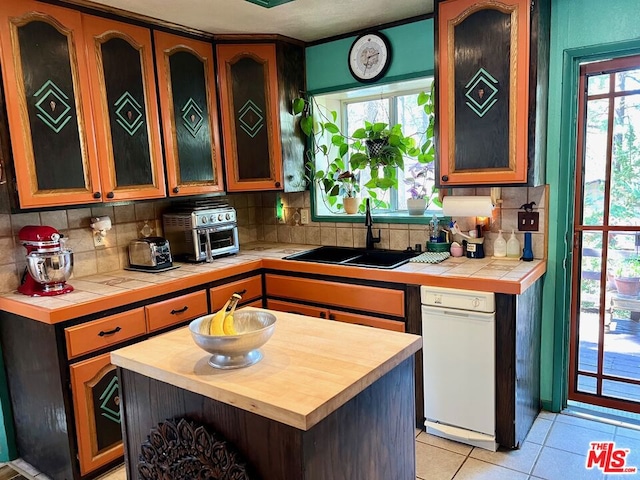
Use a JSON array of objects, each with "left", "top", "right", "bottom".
[
  {"left": 300, "top": 208, "right": 310, "bottom": 225},
  {"left": 93, "top": 233, "right": 104, "bottom": 247}
]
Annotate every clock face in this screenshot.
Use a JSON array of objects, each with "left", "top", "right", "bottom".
[{"left": 348, "top": 32, "right": 391, "bottom": 83}]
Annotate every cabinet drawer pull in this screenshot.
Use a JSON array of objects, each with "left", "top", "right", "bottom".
[
  {"left": 98, "top": 326, "right": 121, "bottom": 337},
  {"left": 235, "top": 289, "right": 247, "bottom": 296},
  {"left": 320, "top": 312, "right": 326, "bottom": 319},
  {"left": 329, "top": 314, "right": 336, "bottom": 320},
  {"left": 170, "top": 306, "right": 189, "bottom": 315}
]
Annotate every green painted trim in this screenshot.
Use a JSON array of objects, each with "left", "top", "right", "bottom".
[
  {"left": 551, "top": 38, "right": 640, "bottom": 412},
  {"left": 312, "top": 211, "right": 444, "bottom": 225},
  {"left": 540, "top": 399, "right": 557, "bottom": 413},
  {"left": 244, "top": 0, "right": 295, "bottom": 7},
  {"left": 308, "top": 70, "right": 435, "bottom": 96},
  {"left": 0, "top": 351, "right": 16, "bottom": 461}
]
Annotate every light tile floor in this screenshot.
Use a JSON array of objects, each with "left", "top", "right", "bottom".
[{"left": 4, "top": 411, "right": 640, "bottom": 480}]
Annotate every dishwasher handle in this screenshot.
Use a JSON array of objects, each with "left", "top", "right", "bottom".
[{"left": 421, "top": 305, "right": 495, "bottom": 321}]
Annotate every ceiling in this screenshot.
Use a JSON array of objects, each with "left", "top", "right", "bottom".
[{"left": 85, "top": 0, "right": 434, "bottom": 43}]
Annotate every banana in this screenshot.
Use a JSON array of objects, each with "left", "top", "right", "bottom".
[
  {"left": 223, "top": 293, "right": 242, "bottom": 335},
  {"left": 223, "top": 314, "right": 237, "bottom": 335},
  {"left": 209, "top": 298, "right": 231, "bottom": 336}
]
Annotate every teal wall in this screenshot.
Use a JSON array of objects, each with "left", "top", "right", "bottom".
[
  {"left": 305, "top": 3, "right": 640, "bottom": 412},
  {"left": 306, "top": 19, "right": 434, "bottom": 93},
  {"left": 543, "top": 0, "right": 640, "bottom": 410}
]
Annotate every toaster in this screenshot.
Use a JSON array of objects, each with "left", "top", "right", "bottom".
[{"left": 128, "top": 237, "right": 173, "bottom": 270}]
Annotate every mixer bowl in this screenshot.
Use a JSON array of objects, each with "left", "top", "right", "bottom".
[{"left": 26, "top": 250, "right": 74, "bottom": 285}]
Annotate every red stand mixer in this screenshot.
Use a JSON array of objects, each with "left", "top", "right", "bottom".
[{"left": 18, "top": 225, "right": 74, "bottom": 296}]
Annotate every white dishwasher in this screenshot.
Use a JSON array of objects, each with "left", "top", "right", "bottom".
[{"left": 421, "top": 285, "right": 497, "bottom": 451}]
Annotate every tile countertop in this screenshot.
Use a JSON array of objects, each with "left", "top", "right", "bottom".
[{"left": 0, "top": 242, "right": 546, "bottom": 324}]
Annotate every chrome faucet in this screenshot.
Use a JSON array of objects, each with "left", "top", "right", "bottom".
[{"left": 365, "top": 198, "right": 380, "bottom": 250}]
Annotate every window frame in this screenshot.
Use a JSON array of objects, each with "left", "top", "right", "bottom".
[{"left": 310, "top": 78, "right": 440, "bottom": 223}]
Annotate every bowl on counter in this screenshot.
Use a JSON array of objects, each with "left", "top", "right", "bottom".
[{"left": 189, "top": 310, "right": 277, "bottom": 369}]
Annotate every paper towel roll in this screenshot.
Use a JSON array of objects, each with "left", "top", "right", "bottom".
[{"left": 442, "top": 196, "right": 494, "bottom": 217}]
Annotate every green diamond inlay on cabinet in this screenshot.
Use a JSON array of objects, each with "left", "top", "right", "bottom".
[
  {"left": 99, "top": 375, "right": 120, "bottom": 424},
  {"left": 464, "top": 68, "right": 499, "bottom": 117},
  {"left": 238, "top": 100, "right": 264, "bottom": 138},
  {"left": 114, "top": 91, "right": 144, "bottom": 135},
  {"left": 33, "top": 80, "right": 72, "bottom": 133},
  {"left": 181, "top": 98, "right": 204, "bottom": 138}
]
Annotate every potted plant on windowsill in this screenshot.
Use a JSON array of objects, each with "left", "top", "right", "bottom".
[
  {"left": 614, "top": 257, "right": 640, "bottom": 297},
  {"left": 336, "top": 171, "right": 360, "bottom": 214},
  {"left": 404, "top": 87, "right": 441, "bottom": 215}
]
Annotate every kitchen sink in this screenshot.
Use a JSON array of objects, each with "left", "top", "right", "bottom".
[{"left": 283, "top": 246, "right": 417, "bottom": 269}]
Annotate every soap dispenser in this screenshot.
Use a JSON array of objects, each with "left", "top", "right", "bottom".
[
  {"left": 506, "top": 229, "right": 520, "bottom": 259},
  {"left": 494, "top": 230, "right": 507, "bottom": 257}
]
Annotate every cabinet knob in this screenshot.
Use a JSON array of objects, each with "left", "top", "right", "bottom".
[
  {"left": 329, "top": 314, "right": 336, "bottom": 320},
  {"left": 275, "top": 181, "right": 281, "bottom": 188},
  {"left": 93, "top": 192, "right": 101, "bottom": 199},
  {"left": 173, "top": 187, "right": 180, "bottom": 194},
  {"left": 106, "top": 192, "right": 115, "bottom": 199},
  {"left": 441, "top": 175, "right": 449, "bottom": 182},
  {"left": 320, "top": 312, "right": 326, "bottom": 319}
]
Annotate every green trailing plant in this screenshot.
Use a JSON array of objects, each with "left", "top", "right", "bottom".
[
  {"left": 292, "top": 86, "right": 440, "bottom": 213},
  {"left": 403, "top": 87, "right": 441, "bottom": 209}
]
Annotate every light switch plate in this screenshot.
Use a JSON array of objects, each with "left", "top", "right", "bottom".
[{"left": 518, "top": 212, "right": 539, "bottom": 231}]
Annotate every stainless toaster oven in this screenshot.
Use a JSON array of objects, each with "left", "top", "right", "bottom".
[{"left": 162, "top": 205, "right": 239, "bottom": 263}]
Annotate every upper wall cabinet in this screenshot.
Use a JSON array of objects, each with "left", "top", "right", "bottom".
[
  {"left": 216, "top": 42, "right": 306, "bottom": 192},
  {"left": 0, "top": 1, "right": 167, "bottom": 208},
  {"left": 436, "top": 0, "right": 549, "bottom": 187},
  {"left": 0, "top": 1, "right": 102, "bottom": 208},
  {"left": 154, "top": 31, "right": 224, "bottom": 197},
  {"left": 82, "top": 16, "right": 165, "bottom": 202}
]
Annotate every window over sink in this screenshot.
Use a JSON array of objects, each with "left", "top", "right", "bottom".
[{"left": 310, "top": 77, "right": 441, "bottom": 223}]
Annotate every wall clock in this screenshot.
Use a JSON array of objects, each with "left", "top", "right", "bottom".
[{"left": 348, "top": 32, "right": 392, "bottom": 83}]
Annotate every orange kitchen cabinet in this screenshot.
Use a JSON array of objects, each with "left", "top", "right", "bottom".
[
  {"left": 70, "top": 353, "right": 123, "bottom": 476},
  {"left": 266, "top": 299, "right": 405, "bottom": 332},
  {"left": 0, "top": 0, "right": 102, "bottom": 208},
  {"left": 436, "top": 0, "right": 548, "bottom": 186},
  {"left": 209, "top": 274, "right": 263, "bottom": 311},
  {"left": 216, "top": 41, "right": 306, "bottom": 192},
  {"left": 265, "top": 273, "right": 406, "bottom": 332},
  {"left": 265, "top": 273, "right": 404, "bottom": 317},
  {"left": 82, "top": 15, "right": 165, "bottom": 202},
  {"left": 144, "top": 289, "right": 208, "bottom": 332},
  {"left": 154, "top": 31, "right": 224, "bottom": 197}
]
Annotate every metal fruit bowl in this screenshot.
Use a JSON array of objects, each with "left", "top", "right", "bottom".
[
  {"left": 26, "top": 250, "right": 74, "bottom": 284},
  {"left": 189, "top": 310, "right": 277, "bottom": 369}
]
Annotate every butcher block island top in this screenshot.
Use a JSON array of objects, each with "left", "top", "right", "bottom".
[
  {"left": 0, "top": 242, "right": 545, "bottom": 324},
  {"left": 111, "top": 307, "right": 422, "bottom": 430}
]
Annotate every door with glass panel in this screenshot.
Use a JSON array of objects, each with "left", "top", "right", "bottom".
[{"left": 570, "top": 55, "right": 640, "bottom": 413}]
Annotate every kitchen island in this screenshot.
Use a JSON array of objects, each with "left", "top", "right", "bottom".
[{"left": 111, "top": 308, "right": 422, "bottom": 480}]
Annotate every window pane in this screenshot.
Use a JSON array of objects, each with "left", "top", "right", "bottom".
[
  {"left": 582, "top": 98, "right": 609, "bottom": 226},
  {"left": 615, "top": 69, "right": 640, "bottom": 92},
  {"left": 587, "top": 73, "right": 609, "bottom": 95},
  {"left": 346, "top": 99, "right": 390, "bottom": 210},
  {"left": 395, "top": 93, "right": 439, "bottom": 211},
  {"left": 609, "top": 93, "right": 640, "bottom": 226}
]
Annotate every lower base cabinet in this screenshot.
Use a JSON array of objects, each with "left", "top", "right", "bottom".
[
  {"left": 70, "top": 354, "right": 122, "bottom": 476},
  {"left": 266, "top": 299, "right": 405, "bottom": 332}
]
